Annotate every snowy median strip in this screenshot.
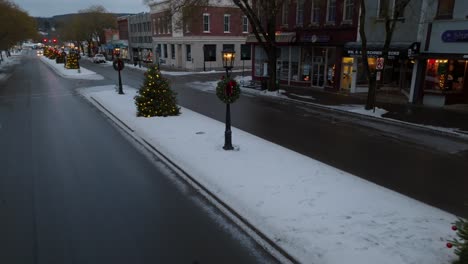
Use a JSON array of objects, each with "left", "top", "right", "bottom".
[
  {"left": 39, "top": 56, "right": 104, "bottom": 80},
  {"left": 80, "top": 85, "right": 457, "bottom": 264}
]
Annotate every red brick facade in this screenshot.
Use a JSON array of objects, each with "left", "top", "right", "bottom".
[{"left": 117, "top": 17, "right": 129, "bottom": 40}]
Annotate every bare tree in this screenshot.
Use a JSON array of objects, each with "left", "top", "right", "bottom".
[
  {"left": 233, "top": 0, "right": 287, "bottom": 91},
  {"left": 359, "top": 0, "right": 412, "bottom": 110}
]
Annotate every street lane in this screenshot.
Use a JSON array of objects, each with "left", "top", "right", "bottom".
[
  {"left": 80, "top": 58, "right": 468, "bottom": 217},
  {"left": 0, "top": 52, "right": 277, "bottom": 264}
]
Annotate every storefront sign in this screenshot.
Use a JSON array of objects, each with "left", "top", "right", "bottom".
[
  {"left": 442, "top": 30, "right": 468, "bottom": 42},
  {"left": 346, "top": 50, "right": 400, "bottom": 57}
]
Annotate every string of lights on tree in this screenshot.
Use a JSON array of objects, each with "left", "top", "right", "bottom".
[
  {"left": 65, "top": 53, "right": 79, "bottom": 69},
  {"left": 134, "top": 65, "right": 180, "bottom": 117}
]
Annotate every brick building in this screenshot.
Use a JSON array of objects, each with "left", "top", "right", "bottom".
[
  {"left": 248, "top": 0, "right": 360, "bottom": 91},
  {"left": 149, "top": 0, "right": 251, "bottom": 71}
]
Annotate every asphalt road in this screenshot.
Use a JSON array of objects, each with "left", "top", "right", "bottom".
[
  {"left": 81, "top": 58, "right": 468, "bottom": 217},
  {"left": 0, "top": 52, "right": 277, "bottom": 264}
]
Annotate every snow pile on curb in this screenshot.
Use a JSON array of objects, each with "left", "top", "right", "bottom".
[{"left": 39, "top": 56, "right": 104, "bottom": 80}]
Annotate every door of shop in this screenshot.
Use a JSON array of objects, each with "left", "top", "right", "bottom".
[
  {"left": 341, "top": 58, "right": 354, "bottom": 90},
  {"left": 312, "top": 56, "right": 325, "bottom": 87}
]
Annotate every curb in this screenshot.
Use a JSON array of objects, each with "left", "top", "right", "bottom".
[
  {"left": 242, "top": 88, "right": 468, "bottom": 141},
  {"left": 87, "top": 95, "right": 299, "bottom": 264}
]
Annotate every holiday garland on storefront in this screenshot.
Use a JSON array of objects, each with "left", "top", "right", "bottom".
[{"left": 216, "top": 77, "right": 241, "bottom": 104}]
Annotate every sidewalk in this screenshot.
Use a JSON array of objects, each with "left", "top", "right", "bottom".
[
  {"left": 277, "top": 85, "right": 468, "bottom": 134},
  {"left": 79, "top": 85, "right": 457, "bottom": 264}
]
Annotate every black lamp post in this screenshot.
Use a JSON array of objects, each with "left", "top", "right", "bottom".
[{"left": 221, "top": 48, "right": 235, "bottom": 150}]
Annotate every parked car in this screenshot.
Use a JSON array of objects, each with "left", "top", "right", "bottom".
[{"left": 93, "top": 54, "right": 106, "bottom": 63}]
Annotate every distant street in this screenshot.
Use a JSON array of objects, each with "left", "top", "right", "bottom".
[
  {"left": 0, "top": 51, "right": 277, "bottom": 264},
  {"left": 82, "top": 56, "right": 468, "bottom": 217}
]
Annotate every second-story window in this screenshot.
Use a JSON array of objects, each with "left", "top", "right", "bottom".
[
  {"left": 296, "top": 0, "right": 304, "bottom": 26},
  {"left": 343, "top": 0, "right": 354, "bottom": 22},
  {"left": 224, "top": 14, "right": 230, "bottom": 33},
  {"left": 378, "top": 0, "right": 390, "bottom": 18},
  {"left": 311, "top": 0, "right": 321, "bottom": 24},
  {"left": 203, "top": 13, "right": 210, "bottom": 32},
  {"left": 153, "top": 19, "right": 156, "bottom": 35},
  {"left": 327, "top": 0, "right": 336, "bottom": 23},
  {"left": 282, "top": 0, "right": 289, "bottom": 25},
  {"left": 436, "top": 0, "right": 454, "bottom": 19},
  {"left": 157, "top": 17, "right": 161, "bottom": 34},
  {"left": 242, "top": 16, "right": 249, "bottom": 33},
  {"left": 168, "top": 15, "right": 172, "bottom": 34}
]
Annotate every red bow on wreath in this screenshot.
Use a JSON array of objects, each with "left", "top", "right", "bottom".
[{"left": 225, "top": 80, "right": 235, "bottom": 96}]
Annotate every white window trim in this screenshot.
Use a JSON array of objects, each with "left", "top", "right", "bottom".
[
  {"left": 203, "top": 13, "right": 210, "bottom": 33},
  {"left": 326, "top": 0, "right": 336, "bottom": 24},
  {"left": 242, "top": 16, "right": 249, "bottom": 33},
  {"left": 224, "top": 14, "right": 231, "bottom": 33},
  {"left": 342, "top": 0, "right": 353, "bottom": 23}
]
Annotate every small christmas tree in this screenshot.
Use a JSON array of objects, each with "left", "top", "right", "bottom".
[
  {"left": 134, "top": 65, "right": 180, "bottom": 117},
  {"left": 65, "top": 53, "right": 79, "bottom": 69},
  {"left": 448, "top": 216, "right": 468, "bottom": 264}
]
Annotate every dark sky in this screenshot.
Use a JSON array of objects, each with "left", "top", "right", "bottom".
[{"left": 15, "top": 0, "right": 149, "bottom": 17}]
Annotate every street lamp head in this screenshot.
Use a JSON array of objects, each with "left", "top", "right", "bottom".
[{"left": 222, "top": 48, "right": 236, "bottom": 70}]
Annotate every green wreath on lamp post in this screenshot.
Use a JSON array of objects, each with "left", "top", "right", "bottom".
[{"left": 216, "top": 77, "right": 241, "bottom": 104}]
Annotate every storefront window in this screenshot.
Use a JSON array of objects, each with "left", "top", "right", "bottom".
[
  {"left": 312, "top": 47, "right": 326, "bottom": 86},
  {"left": 290, "top": 47, "right": 300, "bottom": 81},
  {"left": 300, "top": 47, "right": 312, "bottom": 82},
  {"left": 254, "top": 46, "right": 268, "bottom": 77},
  {"left": 425, "top": 59, "right": 466, "bottom": 92},
  {"left": 357, "top": 57, "right": 374, "bottom": 86},
  {"left": 326, "top": 48, "right": 336, "bottom": 87},
  {"left": 277, "top": 47, "right": 289, "bottom": 80}
]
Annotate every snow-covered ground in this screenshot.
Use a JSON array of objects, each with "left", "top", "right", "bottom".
[
  {"left": 0, "top": 51, "right": 22, "bottom": 82},
  {"left": 39, "top": 56, "right": 104, "bottom": 80},
  {"left": 79, "top": 85, "right": 458, "bottom": 264}
]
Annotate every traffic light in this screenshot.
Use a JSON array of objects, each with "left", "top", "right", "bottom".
[
  {"left": 43, "top": 38, "right": 48, "bottom": 43},
  {"left": 53, "top": 39, "right": 57, "bottom": 43}
]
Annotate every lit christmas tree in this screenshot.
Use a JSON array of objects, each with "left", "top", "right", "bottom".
[
  {"left": 134, "top": 65, "right": 180, "bottom": 117},
  {"left": 43, "top": 47, "right": 51, "bottom": 57},
  {"left": 65, "top": 53, "right": 79, "bottom": 69}
]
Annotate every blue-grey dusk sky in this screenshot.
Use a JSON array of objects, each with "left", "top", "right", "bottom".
[{"left": 14, "top": 0, "right": 149, "bottom": 17}]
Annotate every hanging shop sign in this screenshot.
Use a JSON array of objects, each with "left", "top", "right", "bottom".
[
  {"left": 376, "top": 57, "right": 385, "bottom": 70},
  {"left": 441, "top": 30, "right": 468, "bottom": 42}
]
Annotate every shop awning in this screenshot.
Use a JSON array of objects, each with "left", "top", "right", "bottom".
[
  {"left": 344, "top": 42, "right": 420, "bottom": 59},
  {"left": 246, "top": 32, "right": 296, "bottom": 44}
]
